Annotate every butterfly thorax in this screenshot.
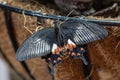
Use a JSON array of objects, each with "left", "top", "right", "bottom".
[{"left": 54, "top": 21, "right": 64, "bottom": 47}]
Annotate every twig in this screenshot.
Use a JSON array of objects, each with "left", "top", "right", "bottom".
[
  {"left": 92, "top": 3, "right": 118, "bottom": 16},
  {"left": 0, "top": 3, "right": 120, "bottom": 26},
  {"left": 115, "top": 41, "right": 120, "bottom": 53},
  {"left": 22, "top": 12, "right": 33, "bottom": 34},
  {"left": 66, "top": 9, "right": 75, "bottom": 17}
]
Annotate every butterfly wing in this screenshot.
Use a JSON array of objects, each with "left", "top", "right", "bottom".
[
  {"left": 60, "top": 20, "right": 108, "bottom": 45},
  {"left": 16, "top": 27, "right": 57, "bottom": 61}
]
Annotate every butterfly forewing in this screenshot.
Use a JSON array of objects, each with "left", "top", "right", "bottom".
[
  {"left": 16, "top": 27, "right": 57, "bottom": 61},
  {"left": 60, "top": 20, "right": 108, "bottom": 45}
]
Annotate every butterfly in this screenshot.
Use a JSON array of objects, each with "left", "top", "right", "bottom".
[{"left": 16, "top": 19, "right": 108, "bottom": 61}]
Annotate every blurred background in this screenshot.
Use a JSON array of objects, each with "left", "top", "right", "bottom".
[{"left": 0, "top": 0, "right": 120, "bottom": 80}]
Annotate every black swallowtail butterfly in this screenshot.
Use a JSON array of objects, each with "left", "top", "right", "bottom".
[{"left": 16, "top": 19, "right": 108, "bottom": 61}]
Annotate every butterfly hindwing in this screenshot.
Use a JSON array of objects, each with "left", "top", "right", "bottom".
[
  {"left": 60, "top": 20, "right": 108, "bottom": 45},
  {"left": 16, "top": 27, "right": 57, "bottom": 61}
]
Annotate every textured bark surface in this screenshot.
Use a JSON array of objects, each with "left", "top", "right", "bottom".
[{"left": 0, "top": 0, "right": 120, "bottom": 80}]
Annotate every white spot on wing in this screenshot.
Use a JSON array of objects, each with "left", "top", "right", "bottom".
[
  {"left": 52, "top": 43, "right": 57, "bottom": 53},
  {"left": 68, "top": 39, "right": 76, "bottom": 45}
]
